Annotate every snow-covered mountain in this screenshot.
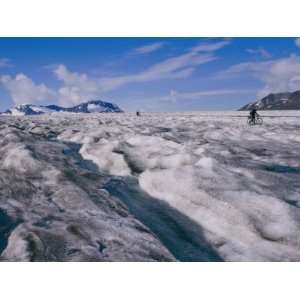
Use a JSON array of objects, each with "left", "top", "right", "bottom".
[
  {"left": 4, "top": 104, "right": 57, "bottom": 116},
  {"left": 65, "top": 100, "right": 123, "bottom": 113},
  {"left": 239, "top": 91, "right": 300, "bottom": 110},
  {"left": 2, "top": 100, "right": 123, "bottom": 116}
]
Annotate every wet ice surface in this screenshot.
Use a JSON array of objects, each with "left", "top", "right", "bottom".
[
  {"left": 1, "top": 111, "right": 300, "bottom": 261},
  {"left": 0, "top": 116, "right": 174, "bottom": 261},
  {"left": 103, "top": 177, "right": 223, "bottom": 261}
]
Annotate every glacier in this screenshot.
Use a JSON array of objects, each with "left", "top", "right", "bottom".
[{"left": 1, "top": 110, "right": 300, "bottom": 261}]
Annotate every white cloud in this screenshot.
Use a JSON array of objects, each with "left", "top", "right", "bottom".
[
  {"left": 0, "top": 39, "right": 230, "bottom": 107},
  {"left": 53, "top": 51, "right": 212, "bottom": 106},
  {"left": 160, "top": 88, "right": 252, "bottom": 102},
  {"left": 217, "top": 55, "right": 300, "bottom": 99},
  {"left": 53, "top": 64, "right": 100, "bottom": 106},
  {"left": 134, "top": 42, "right": 165, "bottom": 54},
  {"left": 99, "top": 39, "right": 230, "bottom": 91},
  {"left": 295, "top": 38, "right": 300, "bottom": 48},
  {"left": 246, "top": 47, "right": 272, "bottom": 59},
  {"left": 139, "top": 88, "right": 252, "bottom": 104},
  {"left": 0, "top": 73, "right": 55, "bottom": 105},
  {"left": 99, "top": 52, "right": 216, "bottom": 91},
  {"left": 191, "top": 38, "right": 232, "bottom": 52},
  {"left": 52, "top": 39, "right": 231, "bottom": 106}
]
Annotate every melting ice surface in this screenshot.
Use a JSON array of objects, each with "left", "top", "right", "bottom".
[
  {"left": 1, "top": 110, "right": 300, "bottom": 261},
  {"left": 58, "top": 111, "right": 300, "bottom": 261}
]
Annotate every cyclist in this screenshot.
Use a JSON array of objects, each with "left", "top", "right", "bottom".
[{"left": 250, "top": 108, "right": 259, "bottom": 123}]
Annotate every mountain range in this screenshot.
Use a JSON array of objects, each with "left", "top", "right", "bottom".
[
  {"left": 1, "top": 100, "right": 123, "bottom": 116},
  {"left": 239, "top": 91, "right": 300, "bottom": 110}
]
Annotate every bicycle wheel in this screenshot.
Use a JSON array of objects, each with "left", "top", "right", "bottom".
[
  {"left": 256, "top": 117, "right": 263, "bottom": 125},
  {"left": 247, "top": 118, "right": 254, "bottom": 125}
]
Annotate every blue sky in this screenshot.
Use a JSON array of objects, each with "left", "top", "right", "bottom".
[{"left": 1, "top": 37, "right": 300, "bottom": 111}]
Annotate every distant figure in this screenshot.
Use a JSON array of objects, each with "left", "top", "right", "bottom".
[
  {"left": 136, "top": 111, "right": 141, "bottom": 117},
  {"left": 250, "top": 108, "right": 258, "bottom": 122}
]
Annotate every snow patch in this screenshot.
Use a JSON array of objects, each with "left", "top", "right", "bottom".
[
  {"left": 80, "top": 139, "right": 131, "bottom": 176},
  {"left": 87, "top": 103, "right": 106, "bottom": 112}
]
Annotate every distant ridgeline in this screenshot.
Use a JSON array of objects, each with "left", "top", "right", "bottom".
[
  {"left": 239, "top": 91, "right": 300, "bottom": 110},
  {"left": 1, "top": 100, "right": 123, "bottom": 116}
]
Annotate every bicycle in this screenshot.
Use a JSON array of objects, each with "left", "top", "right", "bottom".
[{"left": 247, "top": 115, "right": 263, "bottom": 125}]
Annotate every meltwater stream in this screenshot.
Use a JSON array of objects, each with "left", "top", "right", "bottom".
[
  {"left": 63, "top": 141, "right": 222, "bottom": 261},
  {"left": 104, "top": 177, "right": 222, "bottom": 262}
]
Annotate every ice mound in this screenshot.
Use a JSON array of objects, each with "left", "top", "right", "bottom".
[
  {"left": 58, "top": 128, "right": 131, "bottom": 176},
  {"left": 0, "top": 128, "right": 41, "bottom": 174},
  {"left": 80, "top": 139, "right": 131, "bottom": 176},
  {"left": 140, "top": 166, "right": 300, "bottom": 261},
  {"left": 121, "top": 135, "right": 193, "bottom": 172},
  {"left": 2, "top": 144, "right": 41, "bottom": 174}
]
